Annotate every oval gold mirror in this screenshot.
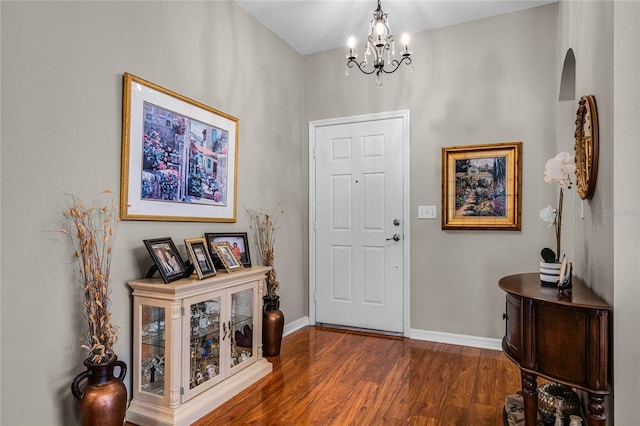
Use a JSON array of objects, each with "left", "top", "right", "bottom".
[{"left": 574, "top": 95, "right": 599, "bottom": 199}]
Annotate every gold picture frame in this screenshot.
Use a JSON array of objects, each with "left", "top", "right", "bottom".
[
  {"left": 184, "top": 238, "right": 216, "bottom": 279},
  {"left": 120, "top": 73, "right": 239, "bottom": 222},
  {"left": 442, "top": 142, "right": 522, "bottom": 231},
  {"left": 574, "top": 95, "right": 599, "bottom": 200},
  {"left": 212, "top": 241, "right": 244, "bottom": 273}
]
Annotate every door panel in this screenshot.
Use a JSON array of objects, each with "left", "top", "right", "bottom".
[{"left": 314, "top": 117, "right": 404, "bottom": 332}]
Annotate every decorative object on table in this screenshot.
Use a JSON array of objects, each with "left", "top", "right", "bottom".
[
  {"left": 503, "top": 393, "right": 525, "bottom": 426},
  {"left": 569, "top": 414, "right": 583, "bottom": 425},
  {"left": 441, "top": 142, "right": 522, "bottom": 231},
  {"left": 204, "top": 232, "right": 252, "bottom": 268},
  {"left": 120, "top": 73, "right": 239, "bottom": 223},
  {"left": 553, "top": 396, "right": 565, "bottom": 426},
  {"left": 574, "top": 95, "right": 599, "bottom": 200},
  {"left": 539, "top": 151, "right": 576, "bottom": 284},
  {"left": 557, "top": 255, "right": 573, "bottom": 294},
  {"left": 143, "top": 237, "right": 189, "bottom": 283},
  {"left": 539, "top": 247, "right": 562, "bottom": 283},
  {"left": 212, "top": 241, "right": 244, "bottom": 273},
  {"left": 537, "top": 382, "right": 582, "bottom": 425},
  {"left": 234, "top": 324, "right": 253, "bottom": 349},
  {"left": 184, "top": 237, "right": 216, "bottom": 279},
  {"left": 344, "top": 0, "right": 413, "bottom": 88},
  {"left": 246, "top": 205, "right": 285, "bottom": 356},
  {"left": 62, "top": 191, "right": 127, "bottom": 426}
]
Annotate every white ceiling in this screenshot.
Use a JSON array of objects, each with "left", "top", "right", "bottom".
[{"left": 235, "top": 0, "right": 557, "bottom": 55}]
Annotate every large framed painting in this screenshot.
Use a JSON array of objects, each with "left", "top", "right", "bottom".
[
  {"left": 442, "top": 142, "right": 522, "bottom": 231},
  {"left": 120, "top": 73, "right": 239, "bottom": 222}
]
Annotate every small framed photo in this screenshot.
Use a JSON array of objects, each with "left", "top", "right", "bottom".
[
  {"left": 143, "top": 237, "right": 187, "bottom": 283},
  {"left": 212, "top": 241, "right": 244, "bottom": 273},
  {"left": 204, "top": 232, "right": 252, "bottom": 267},
  {"left": 184, "top": 238, "right": 216, "bottom": 279}
]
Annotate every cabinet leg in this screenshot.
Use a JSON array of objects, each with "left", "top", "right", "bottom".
[
  {"left": 587, "top": 394, "right": 606, "bottom": 426},
  {"left": 521, "top": 371, "right": 538, "bottom": 426}
]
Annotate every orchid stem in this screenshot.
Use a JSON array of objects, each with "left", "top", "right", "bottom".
[{"left": 555, "top": 189, "right": 564, "bottom": 263}]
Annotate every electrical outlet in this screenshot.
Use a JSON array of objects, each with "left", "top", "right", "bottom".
[{"left": 418, "top": 205, "right": 437, "bottom": 219}]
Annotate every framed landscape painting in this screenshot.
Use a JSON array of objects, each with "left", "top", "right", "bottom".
[
  {"left": 120, "top": 73, "right": 239, "bottom": 222},
  {"left": 442, "top": 142, "right": 522, "bottom": 231}
]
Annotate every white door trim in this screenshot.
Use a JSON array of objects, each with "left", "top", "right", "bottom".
[{"left": 308, "top": 110, "right": 411, "bottom": 336}]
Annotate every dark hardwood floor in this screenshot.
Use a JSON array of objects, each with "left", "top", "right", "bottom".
[{"left": 191, "top": 326, "right": 520, "bottom": 425}]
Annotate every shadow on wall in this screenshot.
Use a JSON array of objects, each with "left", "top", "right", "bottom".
[{"left": 559, "top": 48, "right": 576, "bottom": 101}]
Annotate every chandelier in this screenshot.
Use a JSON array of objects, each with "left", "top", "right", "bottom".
[{"left": 345, "top": 0, "right": 413, "bottom": 87}]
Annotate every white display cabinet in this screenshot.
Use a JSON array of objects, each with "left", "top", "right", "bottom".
[{"left": 126, "top": 266, "right": 272, "bottom": 425}]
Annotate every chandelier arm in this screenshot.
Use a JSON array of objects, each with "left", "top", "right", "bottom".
[
  {"left": 347, "top": 58, "right": 379, "bottom": 75},
  {"left": 381, "top": 56, "right": 412, "bottom": 74}
]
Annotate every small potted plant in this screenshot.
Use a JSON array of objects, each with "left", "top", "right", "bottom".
[
  {"left": 62, "top": 191, "right": 127, "bottom": 426},
  {"left": 539, "top": 152, "right": 575, "bottom": 284}
]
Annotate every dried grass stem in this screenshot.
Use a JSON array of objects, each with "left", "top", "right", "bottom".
[
  {"left": 63, "top": 191, "right": 119, "bottom": 363},
  {"left": 246, "top": 205, "right": 283, "bottom": 297}
]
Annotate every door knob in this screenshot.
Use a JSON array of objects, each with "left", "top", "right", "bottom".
[
  {"left": 386, "top": 234, "right": 400, "bottom": 242},
  {"left": 393, "top": 219, "right": 401, "bottom": 226}
]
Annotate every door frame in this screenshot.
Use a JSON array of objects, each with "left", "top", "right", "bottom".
[{"left": 308, "top": 110, "right": 411, "bottom": 336}]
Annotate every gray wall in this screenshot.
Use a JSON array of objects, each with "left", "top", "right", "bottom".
[
  {"left": 305, "top": 5, "right": 559, "bottom": 339},
  {"left": 612, "top": 1, "right": 640, "bottom": 424},
  {"left": 0, "top": 1, "right": 304, "bottom": 424},
  {"left": 558, "top": 0, "right": 614, "bottom": 302}
]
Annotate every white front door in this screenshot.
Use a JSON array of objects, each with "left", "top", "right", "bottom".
[{"left": 310, "top": 112, "right": 408, "bottom": 333}]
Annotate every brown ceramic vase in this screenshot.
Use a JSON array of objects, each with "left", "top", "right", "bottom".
[
  {"left": 263, "top": 295, "right": 285, "bottom": 356},
  {"left": 71, "top": 356, "right": 127, "bottom": 426}
]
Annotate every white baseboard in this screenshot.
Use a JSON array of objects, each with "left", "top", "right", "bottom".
[
  {"left": 409, "top": 328, "right": 502, "bottom": 351},
  {"left": 283, "top": 316, "right": 310, "bottom": 337},
  {"left": 281, "top": 317, "right": 501, "bottom": 351}
]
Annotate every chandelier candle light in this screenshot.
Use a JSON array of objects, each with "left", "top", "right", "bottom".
[{"left": 346, "top": 0, "right": 413, "bottom": 87}]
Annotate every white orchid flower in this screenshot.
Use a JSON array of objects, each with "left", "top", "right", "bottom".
[
  {"left": 539, "top": 204, "right": 556, "bottom": 226},
  {"left": 544, "top": 151, "right": 576, "bottom": 190}
]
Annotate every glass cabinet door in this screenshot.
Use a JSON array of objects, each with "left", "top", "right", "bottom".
[
  {"left": 182, "top": 292, "right": 223, "bottom": 401},
  {"left": 140, "top": 305, "right": 166, "bottom": 395},
  {"left": 229, "top": 285, "right": 256, "bottom": 370},
  {"left": 133, "top": 297, "right": 172, "bottom": 407}
]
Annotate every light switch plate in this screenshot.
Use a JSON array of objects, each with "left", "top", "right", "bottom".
[{"left": 418, "top": 205, "right": 437, "bottom": 219}]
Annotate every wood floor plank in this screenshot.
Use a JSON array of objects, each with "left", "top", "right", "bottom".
[
  {"left": 472, "top": 349, "right": 500, "bottom": 406},
  {"left": 139, "top": 326, "right": 521, "bottom": 425},
  {"left": 467, "top": 402, "right": 497, "bottom": 425},
  {"left": 444, "top": 346, "right": 481, "bottom": 409}
]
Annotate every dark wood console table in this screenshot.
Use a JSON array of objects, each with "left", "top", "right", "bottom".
[{"left": 499, "top": 273, "right": 611, "bottom": 426}]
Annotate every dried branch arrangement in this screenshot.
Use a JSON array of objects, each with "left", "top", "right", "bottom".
[
  {"left": 62, "top": 190, "right": 119, "bottom": 363},
  {"left": 246, "top": 204, "right": 283, "bottom": 297}
]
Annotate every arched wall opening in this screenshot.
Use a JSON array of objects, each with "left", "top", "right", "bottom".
[{"left": 558, "top": 48, "right": 577, "bottom": 263}]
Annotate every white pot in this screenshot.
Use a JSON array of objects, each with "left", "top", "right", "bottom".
[{"left": 540, "top": 261, "right": 561, "bottom": 284}]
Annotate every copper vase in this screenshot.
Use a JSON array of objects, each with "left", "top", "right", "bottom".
[
  {"left": 263, "top": 295, "right": 285, "bottom": 356},
  {"left": 71, "top": 356, "right": 127, "bottom": 426}
]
